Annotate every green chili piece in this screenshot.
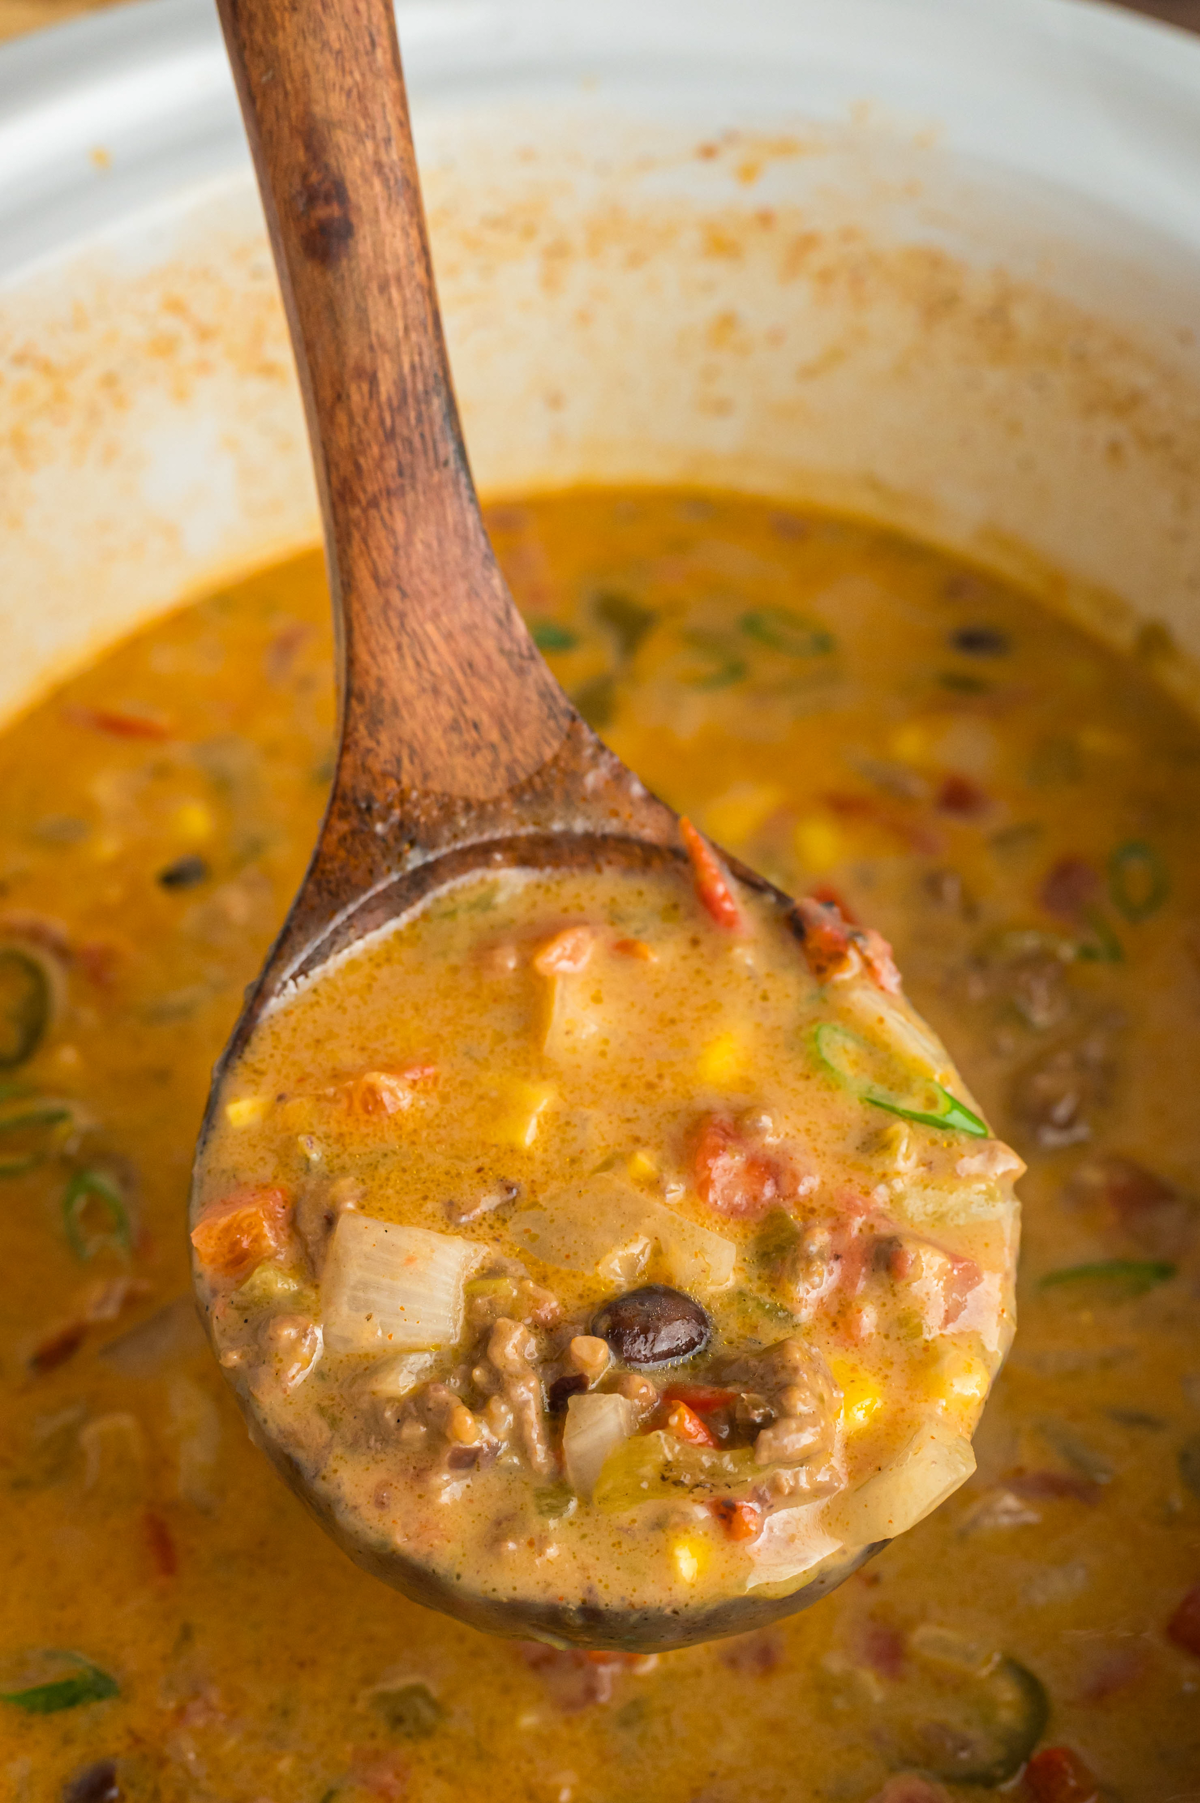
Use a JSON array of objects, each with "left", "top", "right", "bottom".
[
  {"left": 1039, "top": 1258, "right": 1176, "bottom": 1303},
  {"left": 1108, "top": 839, "right": 1169, "bottom": 923},
  {"left": 813, "top": 1022, "right": 988, "bottom": 1138},
  {"left": 681, "top": 630, "right": 747, "bottom": 690},
  {"left": 0, "top": 947, "right": 50, "bottom": 1069},
  {"left": 1, "top": 1655, "right": 119, "bottom": 1714},
  {"left": 740, "top": 606, "right": 834, "bottom": 658},
  {"left": 62, "top": 1169, "right": 131, "bottom": 1261},
  {"left": 530, "top": 619, "right": 578, "bottom": 653}
]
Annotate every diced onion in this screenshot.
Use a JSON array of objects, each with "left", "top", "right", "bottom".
[
  {"left": 366, "top": 1351, "right": 438, "bottom": 1397},
  {"left": 563, "top": 1391, "right": 638, "bottom": 1499},
  {"left": 822, "top": 1425, "right": 975, "bottom": 1549},
  {"left": 321, "top": 1214, "right": 477, "bottom": 1354},
  {"left": 513, "top": 1176, "right": 736, "bottom": 1293},
  {"left": 745, "top": 1504, "right": 843, "bottom": 1589}
]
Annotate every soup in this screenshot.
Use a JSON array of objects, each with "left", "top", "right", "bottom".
[
  {"left": 192, "top": 843, "right": 1018, "bottom": 1637},
  {"left": 1, "top": 489, "right": 1197, "bottom": 1800}
]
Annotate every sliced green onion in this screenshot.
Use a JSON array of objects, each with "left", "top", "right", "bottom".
[
  {"left": 62, "top": 1169, "right": 131, "bottom": 1261},
  {"left": 594, "top": 591, "right": 657, "bottom": 660},
  {"left": 1075, "top": 908, "right": 1124, "bottom": 963},
  {"left": 1108, "top": 840, "right": 1169, "bottom": 923},
  {"left": 741, "top": 606, "right": 834, "bottom": 658},
  {"left": 680, "top": 630, "right": 747, "bottom": 689},
  {"left": 0, "top": 947, "right": 51, "bottom": 1069},
  {"left": 814, "top": 1022, "right": 988, "bottom": 1138},
  {"left": 530, "top": 619, "right": 578, "bottom": 653},
  {"left": 1039, "top": 1259, "right": 1175, "bottom": 1303},
  {"left": 1, "top": 1654, "right": 118, "bottom": 1714}
]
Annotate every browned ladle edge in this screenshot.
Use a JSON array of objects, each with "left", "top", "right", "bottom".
[{"left": 199, "top": 0, "right": 881, "bottom": 1649}]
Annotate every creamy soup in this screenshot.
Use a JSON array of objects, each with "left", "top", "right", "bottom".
[
  {"left": 192, "top": 847, "right": 1019, "bottom": 1635},
  {"left": 1, "top": 489, "right": 1198, "bottom": 1803}
]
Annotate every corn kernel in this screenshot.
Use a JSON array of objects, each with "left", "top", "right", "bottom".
[
  {"left": 225, "top": 1095, "right": 267, "bottom": 1128},
  {"left": 670, "top": 1532, "right": 712, "bottom": 1585},
  {"left": 926, "top": 1348, "right": 990, "bottom": 1410},
  {"left": 703, "top": 782, "right": 785, "bottom": 849},
  {"left": 627, "top": 1149, "right": 659, "bottom": 1184},
  {"left": 793, "top": 815, "right": 842, "bottom": 873},
  {"left": 829, "top": 1358, "right": 885, "bottom": 1433},
  {"left": 489, "top": 1079, "right": 556, "bottom": 1149},
  {"left": 889, "top": 721, "right": 931, "bottom": 764},
  {"left": 174, "top": 800, "right": 215, "bottom": 842},
  {"left": 697, "top": 1029, "right": 745, "bottom": 1087}
]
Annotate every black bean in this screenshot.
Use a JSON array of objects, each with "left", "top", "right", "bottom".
[
  {"left": 591, "top": 1285, "right": 711, "bottom": 1367},
  {"left": 157, "top": 855, "right": 210, "bottom": 890},
  {"left": 63, "top": 1762, "right": 120, "bottom": 1803},
  {"left": 950, "top": 624, "right": 1011, "bottom": 656},
  {"left": 547, "top": 1371, "right": 588, "bottom": 1413}
]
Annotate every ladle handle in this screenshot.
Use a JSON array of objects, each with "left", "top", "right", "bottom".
[{"left": 216, "top": 0, "right": 571, "bottom": 815}]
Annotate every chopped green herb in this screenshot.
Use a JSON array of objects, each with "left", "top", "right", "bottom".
[
  {"left": 62, "top": 1170, "right": 131, "bottom": 1262},
  {"left": 594, "top": 591, "right": 656, "bottom": 660},
  {"left": 740, "top": 606, "right": 833, "bottom": 658},
  {"left": 1, "top": 1654, "right": 119, "bottom": 1715},
  {"left": 1039, "top": 1258, "right": 1176, "bottom": 1303},
  {"left": 0, "top": 947, "right": 51, "bottom": 1069},
  {"left": 369, "top": 1680, "right": 444, "bottom": 1738},
  {"left": 573, "top": 673, "right": 617, "bottom": 729},
  {"left": 813, "top": 1022, "right": 988, "bottom": 1138},
  {"left": 530, "top": 619, "right": 578, "bottom": 653},
  {"left": 1108, "top": 839, "right": 1169, "bottom": 922}
]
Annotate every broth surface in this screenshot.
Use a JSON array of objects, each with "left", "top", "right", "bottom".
[{"left": 1, "top": 490, "right": 1198, "bottom": 1799}]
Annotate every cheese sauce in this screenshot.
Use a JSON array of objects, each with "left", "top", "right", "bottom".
[{"left": 1, "top": 489, "right": 1198, "bottom": 1800}]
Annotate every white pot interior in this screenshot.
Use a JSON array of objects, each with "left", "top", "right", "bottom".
[{"left": 2, "top": 0, "right": 1200, "bottom": 727}]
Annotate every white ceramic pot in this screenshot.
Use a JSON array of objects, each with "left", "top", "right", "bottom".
[{"left": 1, "top": 0, "right": 1199, "bottom": 729}]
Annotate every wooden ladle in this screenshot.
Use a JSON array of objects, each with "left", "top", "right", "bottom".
[{"left": 202, "top": 0, "right": 878, "bottom": 1650}]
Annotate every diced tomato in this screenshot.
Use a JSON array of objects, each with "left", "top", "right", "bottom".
[
  {"left": 65, "top": 704, "right": 171, "bottom": 741},
  {"left": 28, "top": 1321, "right": 87, "bottom": 1374},
  {"left": 190, "top": 1185, "right": 291, "bottom": 1281},
  {"left": 1023, "top": 1746, "right": 1102, "bottom": 1803},
  {"left": 691, "top": 1112, "right": 788, "bottom": 1220},
  {"left": 1167, "top": 1583, "right": 1200, "bottom": 1659},
  {"left": 794, "top": 896, "right": 900, "bottom": 994},
  {"left": 708, "top": 1498, "right": 762, "bottom": 1542},
  {"left": 143, "top": 1509, "right": 179, "bottom": 1578},
  {"left": 613, "top": 936, "right": 657, "bottom": 961},
  {"left": 808, "top": 882, "right": 858, "bottom": 924},
  {"left": 533, "top": 925, "right": 595, "bottom": 975},
  {"left": 679, "top": 817, "right": 743, "bottom": 931},
  {"left": 343, "top": 1064, "right": 437, "bottom": 1116},
  {"left": 936, "top": 772, "right": 989, "bottom": 818},
  {"left": 665, "top": 1401, "right": 716, "bottom": 1447},
  {"left": 662, "top": 1383, "right": 738, "bottom": 1413},
  {"left": 1039, "top": 856, "right": 1101, "bottom": 922}
]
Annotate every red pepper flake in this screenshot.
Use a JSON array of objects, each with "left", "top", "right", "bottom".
[
  {"left": 143, "top": 1508, "right": 178, "bottom": 1578},
  {"left": 679, "top": 817, "right": 743, "bottom": 931},
  {"left": 65, "top": 704, "right": 172, "bottom": 741},
  {"left": 807, "top": 882, "right": 858, "bottom": 924},
  {"left": 936, "top": 772, "right": 990, "bottom": 818},
  {"left": 665, "top": 1401, "right": 717, "bottom": 1447},
  {"left": 28, "top": 1320, "right": 87, "bottom": 1374},
  {"left": 1023, "top": 1746, "right": 1102, "bottom": 1803},
  {"left": 341, "top": 1065, "right": 438, "bottom": 1117},
  {"left": 613, "top": 936, "right": 657, "bottom": 961},
  {"left": 1167, "top": 1582, "right": 1200, "bottom": 1659},
  {"left": 708, "top": 1498, "right": 762, "bottom": 1541},
  {"left": 1039, "top": 856, "right": 1101, "bottom": 922}
]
